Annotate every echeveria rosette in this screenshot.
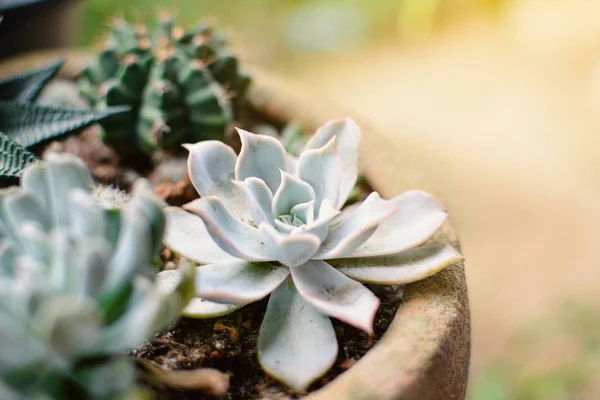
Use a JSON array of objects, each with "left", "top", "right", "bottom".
[
  {"left": 0, "top": 153, "right": 194, "bottom": 399},
  {"left": 162, "top": 117, "right": 464, "bottom": 391}
]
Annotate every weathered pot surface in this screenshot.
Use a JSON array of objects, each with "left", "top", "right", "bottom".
[{"left": 0, "top": 52, "right": 471, "bottom": 400}]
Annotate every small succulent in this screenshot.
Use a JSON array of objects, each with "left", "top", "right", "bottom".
[
  {"left": 161, "top": 117, "right": 464, "bottom": 391},
  {"left": 78, "top": 15, "right": 251, "bottom": 153},
  {"left": 0, "top": 153, "right": 193, "bottom": 399},
  {"left": 0, "top": 61, "right": 129, "bottom": 184}
]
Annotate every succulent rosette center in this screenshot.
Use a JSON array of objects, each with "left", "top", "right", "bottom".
[{"left": 162, "top": 117, "right": 464, "bottom": 391}]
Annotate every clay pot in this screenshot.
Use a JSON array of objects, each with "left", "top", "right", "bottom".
[{"left": 0, "top": 52, "right": 470, "bottom": 400}]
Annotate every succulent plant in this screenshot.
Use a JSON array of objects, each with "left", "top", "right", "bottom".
[
  {"left": 0, "top": 61, "right": 130, "bottom": 184},
  {"left": 0, "top": 58, "right": 64, "bottom": 102},
  {"left": 0, "top": 153, "right": 193, "bottom": 399},
  {"left": 160, "top": 117, "right": 464, "bottom": 391},
  {"left": 0, "top": 133, "right": 37, "bottom": 185},
  {"left": 78, "top": 15, "right": 251, "bottom": 153}
]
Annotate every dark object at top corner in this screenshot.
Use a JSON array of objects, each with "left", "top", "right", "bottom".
[{"left": 0, "top": 0, "right": 82, "bottom": 59}]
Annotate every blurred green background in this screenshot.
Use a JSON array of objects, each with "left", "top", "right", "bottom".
[{"left": 14, "top": 0, "right": 600, "bottom": 398}]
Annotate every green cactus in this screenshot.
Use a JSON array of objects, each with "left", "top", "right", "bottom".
[
  {"left": 79, "top": 16, "right": 251, "bottom": 153},
  {"left": 0, "top": 61, "right": 130, "bottom": 184},
  {"left": 0, "top": 153, "right": 194, "bottom": 399}
]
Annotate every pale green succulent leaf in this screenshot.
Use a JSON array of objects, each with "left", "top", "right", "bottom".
[
  {"left": 0, "top": 192, "right": 47, "bottom": 251},
  {"left": 0, "top": 283, "right": 48, "bottom": 368},
  {"left": 289, "top": 200, "right": 315, "bottom": 225},
  {"left": 313, "top": 192, "right": 398, "bottom": 260},
  {"left": 0, "top": 152, "right": 183, "bottom": 398},
  {"left": 233, "top": 177, "right": 274, "bottom": 226},
  {"left": 48, "top": 230, "right": 77, "bottom": 292},
  {"left": 67, "top": 189, "right": 107, "bottom": 239},
  {"left": 290, "top": 260, "right": 379, "bottom": 333},
  {"left": 184, "top": 197, "right": 270, "bottom": 261},
  {"left": 43, "top": 152, "right": 94, "bottom": 228},
  {"left": 181, "top": 297, "right": 245, "bottom": 318},
  {"left": 20, "top": 161, "right": 49, "bottom": 208},
  {"left": 184, "top": 140, "right": 250, "bottom": 220},
  {"left": 304, "top": 118, "right": 361, "bottom": 209},
  {"left": 3, "top": 192, "right": 49, "bottom": 233},
  {"left": 128, "top": 179, "right": 166, "bottom": 256},
  {"left": 289, "top": 199, "right": 339, "bottom": 242},
  {"left": 271, "top": 171, "right": 315, "bottom": 217},
  {"left": 75, "top": 239, "right": 113, "bottom": 298},
  {"left": 330, "top": 244, "right": 463, "bottom": 284},
  {"left": 235, "top": 128, "right": 289, "bottom": 193},
  {"left": 194, "top": 261, "right": 289, "bottom": 304},
  {"left": 258, "top": 222, "right": 320, "bottom": 267},
  {"left": 105, "top": 210, "right": 153, "bottom": 293},
  {"left": 0, "top": 242, "right": 19, "bottom": 274},
  {"left": 297, "top": 136, "right": 341, "bottom": 209},
  {"left": 163, "top": 206, "right": 238, "bottom": 264},
  {"left": 339, "top": 190, "right": 448, "bottom": 259},
  {"left": 258, "top": 279, "right": 337, "bottom": 392},
  {"left": 75, "top": 357, "right": 137, "bottom": 399},
  {"left": 34, "top": 296, "right": 102, "bottom": 366},
  {"left": 18, "top": 222, "right": 51, "bottom": 265},
  {"left": 96, "top": 277, "right": 162, "bottom": 353}
]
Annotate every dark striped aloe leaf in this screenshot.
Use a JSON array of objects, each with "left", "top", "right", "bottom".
[
  {"left": 0, "top": 59, "right": 65, "bottom": 102},
  {"left": 0, "top": 132, "right": 38, "bottom": 185},
  {"left": 0, "top": 101, "right": 131, "bottom": 148}
]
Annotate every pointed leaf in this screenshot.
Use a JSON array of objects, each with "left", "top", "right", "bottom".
[
  {"left": 330, "top": 244, "right": 463, "bottom": 284},
  {"left": 297, "top": 136, "right": 341, "bottom": 209},
  {"left": 194, "top": 261, "right": 289, "bottom": 304},
  {"left": 233, "top": 177, "right": 274, "bottom": 226},
  {"left": 258, "top": 279, "right": 337, "bottom": 392},
  {"left": 163, "top": 207, "right": 238, "bottom": 264},
  {"left": 43, "top": 152, "right": 94, "bottom": 228},
  {"left": 304, "top": 118, "right": 361, "bottom": 209},
  {"left": 1, "top": 191, "right": 48, "bottom": 245},
  {"left": 259, "top": 222, "right": 320, "bottom": 267},
  {"left": 0, "top": 59, "right": 64, "bottom": 102},
  {"left": 184, "top": 197, "right": 270, "bottom": 261},
  {"left": 105, "top": 208, "right": 153, "bottom": 292},
  {"left": 185, "top": 140, "right": 250, "bottom": 220},
  {"left": 290, "top": 260, "right": 379, "bottom": 333},
  {"left": 0, "top": 101, "right": 130, "bottom": 148},
  {"left": 290, "top": 200, "right": 314, "bottom": 225},
  {"left": 291, "top": 199, "right": 340, "bottom": 242},
  {"left": 342, "top": 190, "right": 448, "bottom": 258},
  {"left": 272, "top": 171, "right": 315, "bottom": 217},
  {"left": 235, "top": 128, "right": 289, "bottom": 193},
  {"left": 182, "top": 298, "right": 246, "bottom": 318},
  {"left": 314, "top": 192, "right": 398, "bottom": 259}
]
